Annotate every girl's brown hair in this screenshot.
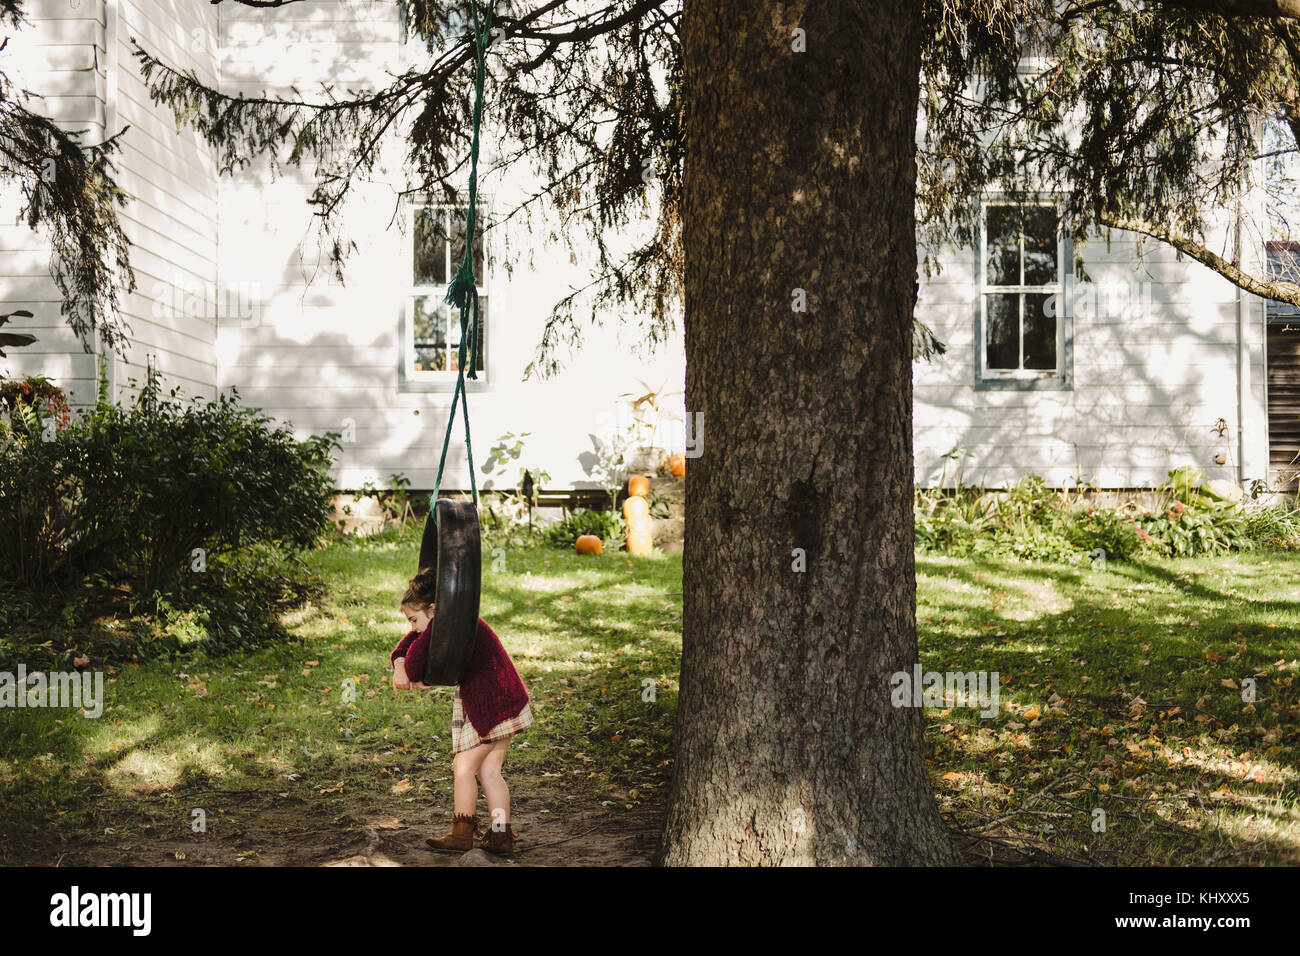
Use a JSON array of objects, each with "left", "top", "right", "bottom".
[{"left": 401, "top": 567, "right": 437, "bottom": 610}]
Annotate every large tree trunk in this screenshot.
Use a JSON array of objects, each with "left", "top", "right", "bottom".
[{"left": 658, "top": 0, "right": 957, "bottom": 865}]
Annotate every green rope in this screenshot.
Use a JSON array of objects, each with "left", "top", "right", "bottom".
[{"left": 432, "top": 1, "right": 494, "bottom": 515}]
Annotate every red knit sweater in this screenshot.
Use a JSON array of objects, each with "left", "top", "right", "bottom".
[{"left": 391, "top": 617, "right": 529, "bottom": 736}]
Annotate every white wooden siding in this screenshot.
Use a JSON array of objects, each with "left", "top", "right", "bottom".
[
  {"left": 0, "top": 0, "right": 107, "bottom": 403},
  {"left": 212, "top": 1, "right": 684, "bottom": 491},
  {"left": 110, "top": 0, "right": 220, "bottom": 402},
  {"left": 1, "top": 0, "right": 1271, "bottom": 491},
  {"left": 915, "top": 224, "right": 1270, "bottom": 487}
]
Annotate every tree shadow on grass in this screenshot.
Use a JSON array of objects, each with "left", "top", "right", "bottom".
[{"left": 917, "top": 553, "right": 1300, "bottom": 865}]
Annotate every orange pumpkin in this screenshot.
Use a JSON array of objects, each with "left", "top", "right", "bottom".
[
  {"left": 669, "top": 454, "right": 685, "bottom": 477},
  {"left": 575, "top": 534, "right": 603, "bottom": 555},
  {"left": 623, "top": 495, "right": 649, "bottom": 520},
  {"left": 628, "top": 474, "right": 651, "bottom": 498}
]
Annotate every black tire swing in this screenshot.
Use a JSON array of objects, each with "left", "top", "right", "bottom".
[
  {"left": 415, "top": 0, "right": 494, "bottom": 686},
  {"left": 417, "top": 498, "right": 481, "bottom": 685}
]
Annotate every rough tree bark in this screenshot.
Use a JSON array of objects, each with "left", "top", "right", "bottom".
[{"left": 658, "top": 0, "right": 958, "bottom": 865}]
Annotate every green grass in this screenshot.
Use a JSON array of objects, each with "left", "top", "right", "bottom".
[
  {"left": 1, "top": 525, "right": 1297, "bottom": 864},
  {"left": 0, "top": 522, "right": 681, "bottom": 864},
  {"left": 920, "top": 552, "right": 1300, "bottom": 865}
]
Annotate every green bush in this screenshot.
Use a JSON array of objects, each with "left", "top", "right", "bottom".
[
  {"left": 0, "top": 373, "right": 339, "bottom": 594},
  {"left": 540, "top": 508, "right": 626, "bottom": 552},
  {"left": 914, "top": 489, "right": 995, "bottom": 555},
  {"left": 1133, "top": 503, "right": 1252, "bottom": 557},
  {"left": 0, "top": 399, "right": 85, "bottom": 586},
  {"left": 914, "top": 469, "right": 1264, "bottom": 562},
  {"left": 987, "top": 524, "right": 1078, "bottom": 562},
  {"left": 1064, "top": 508, "right": 1144, "bottom": 560},
  {"left": 1126, "top": 468, "right": 1253, "bottom": 557}
]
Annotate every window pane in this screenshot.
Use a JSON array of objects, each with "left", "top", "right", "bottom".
[
  {"left": 412, "top": 295, "right": 447, "bottom": 371},
  {"left": 450, "top": 206, "right": 484, "bottom": 280},
  {"left": 985, "top": 206, "right": 1020, "bottom": 286},
  {"left": 1022, "top": 206, "right": 1058, "bottom": 285},
  {"left": 448, "top": 298, "right": 487, "bottom": 373},
  {"left": 413, "top": 208, "right": 447, "bottom": 286},
  {"left": 1022, "top": 292, "right": 1057, "bottom": 370},
  {"left": 985, "top": 293, "right": 1019, "bottom": 370}
]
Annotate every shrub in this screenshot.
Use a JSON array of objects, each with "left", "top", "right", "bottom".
[
  {"left": 914, "top": 489, "right": 995, "bottom": 555},
  {"left": 161, "top": 543, "right": 324, "bottom": 656},
  {"left": 0, "top": 374, "right": 69, "bottom": 425},
  {"left": 0, "top": 373, "right": 339, "bottom": 593},
  {"left": 1133, "top": 504, "right": 1252, "bottom": 557},
  {"left": 0, "top": 400, "right": 82, "bottom": 586},
  {"left": 540, "top": 508, "right": 626, "bottom": 552},
  {"left": 1127, "top": 468, "right": 1253, "bottom": 557},
  {"left": 987, "top": 523, "right": 1078, "bottom": 562},
  {"left": 913, "top": 468, "right": 1257, "bottom": 562},
  {"left": 997, "top": 475, "right": 1060, "bottom": 529},
  {"left": 1065, "top": 508, "right": 1144, "bottom": 560}
]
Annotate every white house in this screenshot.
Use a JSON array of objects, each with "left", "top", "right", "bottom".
[
  {"left": 0, "top": 0, "right": 1289, "bottom": 493},
  {"left": 913, "top": 198, "right": 1275, "bottom": 490}
]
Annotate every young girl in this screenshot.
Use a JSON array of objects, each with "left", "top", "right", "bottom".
[{"left": 390, "top": 567, "right": 532, "bottom": 854}]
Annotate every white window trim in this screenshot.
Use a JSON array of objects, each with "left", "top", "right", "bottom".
[
  {"left": 976, "top": 196, "right": 1071, "bottom": 390},
  {"left": 401, "top": 197, "right": 491, "bottom": 387}
]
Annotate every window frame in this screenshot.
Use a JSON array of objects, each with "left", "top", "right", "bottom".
[
  {"left": 974, "top": 194, "right": 1073, "bottom": 391},
  {"left": 399, "top": 195, "right": 493, "bottom": 393}
]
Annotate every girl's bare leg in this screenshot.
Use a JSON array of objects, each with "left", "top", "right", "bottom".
[
  {"left": 452, "top": 743, "right": 492, "bottom": 816},
  {"left": 477, "top": 738, "right": 513, "bottom": 828}
]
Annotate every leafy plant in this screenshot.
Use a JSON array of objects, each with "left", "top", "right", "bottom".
[
  {"left": 1241, "top": 505, "right": 1300, "bottom": 551},
  {"left": 914, "top": 487, "right": 996, "bottom": 555},
  {"left": 617, "top": 377, "right": 683, "bottom": 449},
  {"left": 480, "top": 431, "right": 551, "bottom": 536},
  {"left": 1065, "top": 508, "right": 1143, "bottom": 560},
  {"left": 1133, "top": 502, "right": 1252, "bottom": 557},
  {"left": 0, "top": 374, "right": 68, "bottom": 427},
  {"left": 0, "top": 370, "right": 339, "bottom": 593},
  {"left": 539, "top": 508, "right": 626, "bottom": 552},
  {"left": 0, "top": 309, "right": 36, "bottom": 358}
]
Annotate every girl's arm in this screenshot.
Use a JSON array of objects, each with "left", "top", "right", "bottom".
[
  {"left": 396, "top": 625, "right": 431, "bottom": 687},
  {"left": 390, "top": 630, "right": 418, "bottom": 667},
  {"left": 391, "top": 630, "right": 416, "bottom": 693}
]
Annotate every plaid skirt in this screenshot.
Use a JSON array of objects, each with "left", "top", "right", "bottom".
[{"left": 451, "top": 686, "right": 533, "bottom": 754}]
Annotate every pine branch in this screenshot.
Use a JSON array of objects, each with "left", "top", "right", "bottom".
[
  {"left": 0, "top": 53, "right": 135, "bottom": 351},
  {"left": 1151, "top": 0, "right": 1300, "bottom": 18},
  {"left": 1099, "top": 212, "right": 1300, "bottom": 305}
]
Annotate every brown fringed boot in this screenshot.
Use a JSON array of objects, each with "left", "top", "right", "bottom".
[
  {"left": 478, "top": 822, "right": 517, "bottom": 855},
  {"left": 425, "top": 814, "right": 478, "bottom": 852}
]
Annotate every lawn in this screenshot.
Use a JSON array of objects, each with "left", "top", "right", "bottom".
[
  {"left": 922, "top": 552, "right": 1300, "bottom": 865},
  {"left": 0, "top": 522, "right": 681, "bottom": 866},
  {"left": 1, "top": 525, "right": 1297, "bottom": 865}
]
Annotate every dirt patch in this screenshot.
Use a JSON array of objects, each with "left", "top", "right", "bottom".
[{"left": 0, "top": 779, "right": 664, "bottom": 867}]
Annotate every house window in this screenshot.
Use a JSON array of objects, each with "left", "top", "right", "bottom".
[
  {"left": 978, "top": 200, "right": 1068, "bottom": 387},
  {"left": 1265, "top": 241, "right": 1300, "bottom": 322},
  {"left": 407, "top": 202, "right": 487, "bottom": 380}
]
